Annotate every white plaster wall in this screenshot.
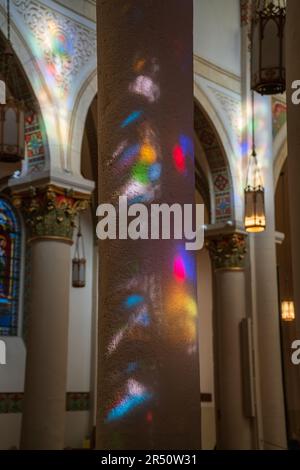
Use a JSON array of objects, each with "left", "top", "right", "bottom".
[
  {"left": 0, "top": 338, "right": 26, "bottom": 392},
  {"left": 194, "top": 0, "right": 241, "bottom": 76},
  {"left": 0, "top": 339, "right": 26, "bottom": 449}
]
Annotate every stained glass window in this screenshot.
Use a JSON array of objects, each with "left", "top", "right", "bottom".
[{"left": 0, "top": 198, "right": 21, "bottom": 336}]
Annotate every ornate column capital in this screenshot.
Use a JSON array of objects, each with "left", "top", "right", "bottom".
[
  {"left": 206, "top": 232, "right": 248, "bottom": 271},
  {"left": 12, "top": 184, "right": 90, "bottom": 244}
]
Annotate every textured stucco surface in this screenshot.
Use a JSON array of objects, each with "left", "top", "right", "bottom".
[{"left": 96, "top": 0, "right": 201, "bottom": 450}]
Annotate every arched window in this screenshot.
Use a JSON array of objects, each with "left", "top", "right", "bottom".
[{"left": 0, "top": 198, "right": 21, "bottom": 336}]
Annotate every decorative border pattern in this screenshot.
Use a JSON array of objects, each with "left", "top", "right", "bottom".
[
  {"left": 0, "top": 392, "right": 212, "bottom": 414},
  {"left": 13, "top": 0, "right": 96, "bottom": 97},
  {"left": 0, "top": 392, "right": 90, "bottom": 414},
  {"left": 25, "top": 111, "right": 47, "bottom": 173},
  {"left": 272, "top": 98, "right": 287, "bottom": 139},
  {"left": 194, "top": 102, "right": 233, "bottom": 223}
]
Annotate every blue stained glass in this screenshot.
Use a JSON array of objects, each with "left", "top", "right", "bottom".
[{"left": 0, "top": 198, "right": 21, "bottom": 336}]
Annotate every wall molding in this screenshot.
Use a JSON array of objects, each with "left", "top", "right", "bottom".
[
  {"left": 0, "top": 392, "right": 90, "bottom": 414},
  {"left": 0, "top": 392, "right": 212, "bottom": 414},
  {"left": 194, "top": 55, "right": 241, "bottom": 95}
]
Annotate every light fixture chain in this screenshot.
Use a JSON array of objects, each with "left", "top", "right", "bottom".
[{"left": 7, "top": 0, "right": 10, "bottom": 43}]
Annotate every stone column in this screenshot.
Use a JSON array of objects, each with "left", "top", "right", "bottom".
[
  {"left": 206, "top": 232, "right": 255, "bottom": 449},
  {"left": 286, "top": 0, "right": 300, "bottom": 343},
  {"left": 251, "top": 93, "right": 287, "bottom": 450},
  {"left": 285, "top": 0, "right": 300, "bottom": 441},
  {"left": 96, "top": 0, "right": 201, "bottom": 450},
  {"left": 12, "top": 184, "right": 89, "bottom": 450}
]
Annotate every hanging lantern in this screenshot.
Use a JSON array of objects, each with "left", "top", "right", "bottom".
[
  {"left": 279, "top": 174, "right": 295, "bottom": 322},
  {"left": 72, "top": 220, "right": 86, "bottom": 288},
  {"left": 244, "top": 92, "right": 266, "bottom": 233},
  {"left": 281, "top": 301, "right": 295, "bottom": 322},
  {"left": 0, "top": 0, "right": 25, "bottom": 163},
  {"left": 245, "top": 183, "right": 266, "bottom": 232},
  {"left": 251, "top": 0, "right": 286, "bottom": 95},
  {"left": 0, "top": 95, "right": 25, "bottom": 162}
]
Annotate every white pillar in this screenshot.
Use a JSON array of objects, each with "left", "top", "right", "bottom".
[
  {"left": 251, "top": 94, "right": 287, "bottom": 450},
  {"left": 285, "top": 0, "right": 300, "bottom": 441},
  {"left": 12, "top": 185, "right": 89, "bottom": 450},
  {"left": 207, "top": 232, "right": 255, "bottom": 449}
]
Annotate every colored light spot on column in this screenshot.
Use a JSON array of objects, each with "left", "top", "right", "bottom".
[
  {"left": 129, "top": 75, "right": 160, "bottom": 103},
  {"left": 140, "top": 144, "right": 156, "bottom": 164},
  {"left": 121, "top": 111, "right": 142, "bottom": 128},
  {"left": 105, "top": 380, "right": 152, "bottom": 422},
  {"left": 124, "top": 294, "right": 144, "bottom": 308},
  {"left": 179, "top": 134, "right": 193, "bottom": 157},
  {"left": 139, "top": 142, "right": 156, "bottom": 164},
  {"left": 119, "top": 144, "right": 140, "bottom": 164},
  {"left": 136, "top": 311, "right": 150, "bottom": 327},
  {"left": 147, "top": 411, "right": 153, "bottom": 423},
  {"left": 185, "top": 297, "right": 197, "bottom": 317},
  {"left": 174, "top": 256, "right": 186, "bottom": 282},
  {"left": 173, "top": 144, "right": 185, "bottom": 173},
  {"left": 126, "top": 362, "right": 138, "bottom": 373},
  {"left": 132, "top": 162, "right": 150, "bottom": 184},
  {"left": 134, "top": 58, "right": 146, "bottom": 72},
  {"left": 148, "top": 163, "right": 161, "bottom": 182},
  {"left": 106, "top": 393, "right": 151, "bottom": 422}
]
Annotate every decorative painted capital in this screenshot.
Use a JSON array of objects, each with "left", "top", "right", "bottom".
[
  {"left": 12, "top": 184, "right": 90, "bottom": 244},
  {"left": 206, "top": 232, "right": 247, "bottom": 271}
]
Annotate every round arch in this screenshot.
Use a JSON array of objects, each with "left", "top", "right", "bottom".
[
  {"left": 194, "top": 89, "right": 236, "bottom": 224},
  {"left": 67, "top": 70, "right": 97, "bottom": 175}
]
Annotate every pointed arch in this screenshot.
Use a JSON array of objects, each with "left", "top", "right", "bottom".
[{"left": 194, "top": 94, "right": 236, "bottom": 224}]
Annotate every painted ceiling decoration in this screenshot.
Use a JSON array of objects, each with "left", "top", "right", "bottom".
[
  {"left": 194, "top": 101, "right": 233, "bottom": 223},
  {"left": 272, "top": 98, "right": 287, "bottom": 139},
  {"left": 12, "top": 0, "right": 96, "bottom": 100}
]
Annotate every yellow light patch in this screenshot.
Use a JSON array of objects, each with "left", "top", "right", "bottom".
[{"left": 139, "top": 143, "right": 157, "bottom": 164}]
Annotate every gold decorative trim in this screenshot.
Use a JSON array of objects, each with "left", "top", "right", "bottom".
[
  {"left": 12, "top": 184, "right": 90, "bottom": 242},
  {"left": 27, "top": 235, "right": 74, "bottom": 245},
  {"left": 215, "top": 267, "right": 245, "bottom": 273},
  {"left": 206, "top": 233, "right": 247, "bottom": 271}
]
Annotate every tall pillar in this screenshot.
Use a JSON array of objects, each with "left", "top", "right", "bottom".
[
  {"left": 96, "top": 0, "right": 201, "bottom": 450},
  {"left": 285, "top": 0, "right": 300, "bottom": 440},
  {"left": 286, "top": 1, "right": 300, "bottom": 343},
  {"left": 252, "top": 94, "right": 287, "bottom": 450},
  {"left": 12, "top": 184, "right": 89, "bottom": 450},
  {"left": 207, "top": 232, "right": 255, "bottom": 450}
]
